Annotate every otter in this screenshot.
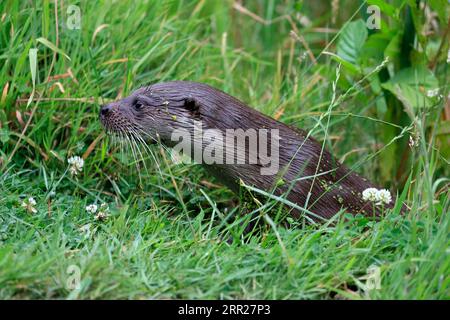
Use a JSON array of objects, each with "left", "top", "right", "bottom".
[{"left": 100, "top": 81, "right": 399, "bottom": 222}]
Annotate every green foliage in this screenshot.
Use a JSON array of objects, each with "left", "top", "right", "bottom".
[
  {"left": 381, "top": 66, "right": 439, "bottom": 109},
  {"left": 337, "top": 19, "right": 368, "bottom": 66},
  {"left": 335, "top": 0, "right": 449, "bottom": 184}
]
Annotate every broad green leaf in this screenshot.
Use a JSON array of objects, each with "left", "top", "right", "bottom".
[
  {"left": 368, "top": 76, "right": 388, "bottom": 115},
  {"left": 323, "top": 51, "right": 360, "bottom": 74},
  {"left": 428, "top": 0, "right": 449, "bottom": 24},
  {"left": 381, "top": 66, "right": 439, "bottom": 109},
  {"left": 361, "top": 32, "right": 393, "bottom": 63},
  {"left": 337, "top": 19, "right": 368, "bottom": 65},
  {"left": 36, "top": 37, "right": 71, "bottom": 60},
  {"left": 366, "top": 0, "right": 401, "bottom": 19},
  {"left": 384, "top": 32, "right": 402, "bottom": 66}
]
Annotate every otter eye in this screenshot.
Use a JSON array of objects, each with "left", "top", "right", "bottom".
[{"left": 134, "top": 101, "right": 144, "bottom": 110}]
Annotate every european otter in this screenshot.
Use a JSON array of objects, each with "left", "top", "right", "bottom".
[{"left": 100, "top": 81, "right": 399, "bottom": 222}]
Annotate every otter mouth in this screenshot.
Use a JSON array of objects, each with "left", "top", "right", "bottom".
[{"left": 99, "top": 106, "right": 157, "bottom": 145}]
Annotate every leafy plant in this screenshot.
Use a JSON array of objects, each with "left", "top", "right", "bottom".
[{"left": 336, "top": 1, "right": 449, "bottom": 185}]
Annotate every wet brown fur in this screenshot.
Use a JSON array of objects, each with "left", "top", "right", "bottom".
[{"left": 100, "top": 81, "right": 398, "bottom": 222}]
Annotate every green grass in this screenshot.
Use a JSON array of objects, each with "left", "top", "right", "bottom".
[{"left": 0, "top": 0, "right": 449, "bottom": 299}]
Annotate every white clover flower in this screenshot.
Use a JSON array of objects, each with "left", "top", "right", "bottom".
[
  {"left": 362, "top": 188, "right": 379, "bottom": 202},
  {"left": 21, "top": 197, "right": 37, "bottom": 214},
  {"left": 67, "top": 155, "right": 84, "bottom": 175},
  {"left": 447, "top": 49, "right": 450, "bottom": 63},
  {"left": 94, "top": 203, "right": 109, "bottom": 221},
  {"left": 376, "top": 189, "right": 392, "bottom": 205},
  {"left": 28, "top": 197, "right": 36, "bottom": 206},
  {"left": 85, "top": 204, "right": 98, "bottom": 214},
  {"left": 95, "top": 212, "right": 108, "bottom": 221},
  {"left": 426, "top": 88, "right": 439, "bottom": 98},
  {"left": 362, "top": 188, "right": 393, "bottom": 206}
]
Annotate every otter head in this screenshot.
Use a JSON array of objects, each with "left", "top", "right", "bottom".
[{"left": 99, "top": 83, "right": 201, "bottom": 146}]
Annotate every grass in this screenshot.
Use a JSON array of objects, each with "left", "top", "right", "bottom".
[{"left": 0, "top": 0, "right": 449, "bottom": 299}]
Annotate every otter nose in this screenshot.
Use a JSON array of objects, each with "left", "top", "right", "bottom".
[{"left": 100, "top": 105, "right": 112, "bottom": 117}]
